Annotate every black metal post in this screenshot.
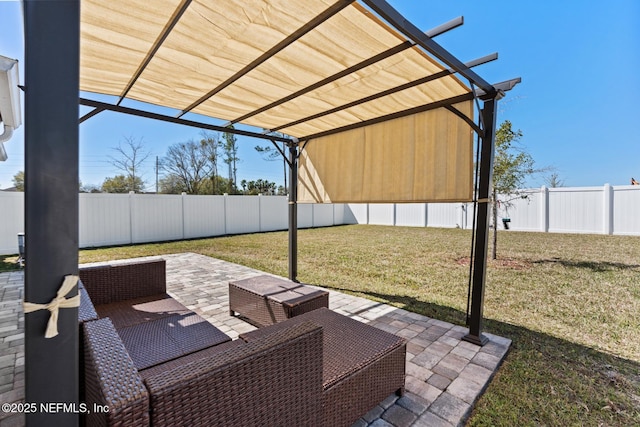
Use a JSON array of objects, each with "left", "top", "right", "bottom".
[
  {"left": 24, "top": 1, "right": 80, "bottom": 425},
  {"left": 463, "top": 97, "right": 497, "bottom": 346},
  {"left": 288, "top": 141, "right": 298, "bottom": 282}
]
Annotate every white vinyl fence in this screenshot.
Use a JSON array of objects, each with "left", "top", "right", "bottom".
[
  {"left": 351, "top": 185, "right": 640, "bottom": 236},
  {"left": 1, "top": 184, "right": 639, "bottom": 255},
  {"left": 0, "top": 193, "right": 349, "bottom": 255}
]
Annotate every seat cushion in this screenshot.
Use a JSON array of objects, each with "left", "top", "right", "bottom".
[
  {"left": 117, "top": 312, "right": 232, "bottom": 370},
  {"left": 96, "top": 293, "right": 191, "bottom": 329},
  {"left": 240, "top": 307, "right": 405, "bottom": 389}
]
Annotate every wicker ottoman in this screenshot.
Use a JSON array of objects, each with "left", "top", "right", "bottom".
[
  {"left": 240, "top": 307, "right": 406, "bottom": 427},
  {"left": 229, "top": 275, "right": 329, "bottom": 327}
]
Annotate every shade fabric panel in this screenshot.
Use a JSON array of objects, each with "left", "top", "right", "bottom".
[
  {"left": 80, "top": 0, "right": 185, "bottom": 96},
  {"left": 80, "top": 0, "right": 472, "bottom": 140},
  {"left": 297, "top": 101, "right": 474, "bottom": 203}
]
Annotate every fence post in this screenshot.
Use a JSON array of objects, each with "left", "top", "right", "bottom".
[
  {"left": 129, "top": 191, "right": 135, "bottom": 244},
  {"left": 181, "top": 192, "right": 187, "bottom": 239},
  {"left": 603, "top": 183, "right": 613, "bottom": 235},
  {"left": 223, "top": 193, "right": 228, "bottom": 235},
  {"left": 540, "top": 186, "right": 549, "bottom": 232},
  {"left": 393, "top": 203, "right": 397, "bottom": 226},
  {"left": 424, "top": 203, "right": 428, "bottom": 228}
]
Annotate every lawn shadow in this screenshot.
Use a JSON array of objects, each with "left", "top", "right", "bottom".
[
  {"left": 533, "top": 257, "right": 640, "bottom": 272},
  {"left": 323, "top": 285, "right": 640, "bottom": 426}
]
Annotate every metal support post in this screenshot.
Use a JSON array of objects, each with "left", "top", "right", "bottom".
[
  {"left": 463, "top": 97, "right": 498, "bottom": 346},
  {"left": 24, "top": 1, "right": 80, "bottom": 425},
  {"left": 288, "top": 142, "right": 299, "bottom": 282}
]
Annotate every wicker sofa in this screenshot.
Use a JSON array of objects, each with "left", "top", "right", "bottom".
[{"left": 78, "top": 259, "right": 405, "bottom": 427}]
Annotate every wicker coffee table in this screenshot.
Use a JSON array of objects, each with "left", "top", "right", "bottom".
[{"left": 229, "top": 275, "right": 329, "bottom": 327}]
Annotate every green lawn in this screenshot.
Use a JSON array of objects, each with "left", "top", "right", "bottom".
[{"left": 4, "top": 225, "right": 639, "bottom": 425}]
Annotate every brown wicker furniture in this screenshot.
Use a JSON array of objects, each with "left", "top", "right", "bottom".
[
  {"left": 83, "top": 316, "right": 324, "bottom": 427},
  {"left": 229, "top": 275, "right": 329, "bottom": 327},
  {"left": 241, "top": 307, "right": 407, "bottom": 427},
  {"left": 80, "top": 260, "right": 232, "bottom": 371},
  {"left": 79, "top": 259, "right": 405, "bottom": 427}
]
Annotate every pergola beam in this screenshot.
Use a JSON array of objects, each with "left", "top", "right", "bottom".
[
  {"left": 117, "top": 0, "right": 193, "bottom": 105},
  {"left": 274, "top": 52, "right": 497, "bottom": 135},
  {"left": 361, "top": 0, "right": 496, "bottom": 95},
  {"left": 176, "top": 0, "right": 356, "bottom": 118},
  {"left": 301, "top": 92, "right": 474, "bottom": 141},
  {"left": 78, "top": 106, "right": 105, "bottom": 124},
  {"left": 426, "top": 16, "right": 464, "bottom": 38},
  {"left": 228, "top": 15, "right": 465, "bottom": 127},
  {"left": 227, "top": 40, "right": 414, "bottom": 126},
  {"left": 79, "top": 98, "right": 293, "bottom": 143}
]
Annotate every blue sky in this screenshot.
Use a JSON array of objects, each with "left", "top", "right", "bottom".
[{"left": 1, "top": 0, "right": 639, "bottom": 190}]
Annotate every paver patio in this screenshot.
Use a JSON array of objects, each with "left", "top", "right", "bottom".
[{"left": 0, "top": 253, "right": 510, "bottom": 427}]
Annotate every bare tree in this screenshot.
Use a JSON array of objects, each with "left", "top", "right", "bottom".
[
  {"left": 109, "top": 136, "right": 151, "bottom": 192},
  {"left": 161, "top": 139, "right": 212, "bottom": 194},
  {"left": 199, "top": 131, "right": 222, "bottom": 194}
]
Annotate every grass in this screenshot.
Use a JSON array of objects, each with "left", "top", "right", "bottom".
[{"left": 4, "top": 225, "right": 639, "bottom": 425}]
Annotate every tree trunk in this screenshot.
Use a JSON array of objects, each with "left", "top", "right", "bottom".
[{"left": 492, "top": 188, "right": 498, "bottom": 260}]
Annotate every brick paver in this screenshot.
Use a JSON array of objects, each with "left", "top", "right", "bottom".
[{"left": 0, "top": 253, "right": 511, "bottom": 427}]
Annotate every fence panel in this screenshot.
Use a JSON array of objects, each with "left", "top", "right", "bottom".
[
  {"left": 548, "top": 187, "right": 603, "bottom": 234},
  {"left": 183, "top": 195, "right": 226, "bottom": 238},
  {"left": 79, "top": 193, "right": 131, "bottom": 247},
  {"left": 500, "top": 190, "right": 542, "bottom": 232},
  {"left": 131, "top": 194, "right": 184, "bottom": 243},
  {"left": 297, "top": 203, "right": 313, "bottom": 228},
  {"left": 368, "top": 204, "right": 395, "bottom": 225},
  {"left": 344, "top": 204, "right": 367, "bottom": 224},
  {"left": 312, "top": 204, "right": 335, "bottom": 227},
  {"left": 395, "top": 204, "right": 426, "bottom": 227},
  {"left": 0, "top": 192, "right": 24, "bottom": 254},
  {"left": 225, "top": 196, "right": 260, "bottom": 234},
  {"left": 426, "top": 203, "right": 462, "bottom": 228},
  {"left": 260, "top": 196, "right": 288, "bottom": 231},
  {"left": 613, "top": 186, "right": 640, "bottom": 235},
  {"left": 333, "top": 204, "right": 347, "bottom": 225}
]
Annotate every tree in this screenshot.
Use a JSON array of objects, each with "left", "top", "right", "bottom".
[
  {"left": 80, "top": 183, "right": 102, "bottom": 193},
  {"left": 222, "top": 127, "right": 239, "bottom": 193},
  {"left": 242, "top": 179, "right": 277, "bottom": 195},
  {"left": 161, "top": 139, "right": 212, "bottom": 194},
  {"left": 255, "top": 133, "right": 288, "bottom": 191},
  {"left": 12, "top": 171, "right": 24, "bottom": 191},
  {"left": 199, "top": 131, "right": 223, "bottom": 194},
  {"left": 109, "top": 136, "right": 151, "bottom": 193},
  {"left": 158, "top": 173, "right": 188, "bottom": 194},
  {"left": 102, "top": 175, "right": 144, "bottom": 193},
  {"left": 491, "top": 120, "right": 536, "bottom": 259},
  {"left": 545, "top": 172, "right": 565, "bottom": 188}
]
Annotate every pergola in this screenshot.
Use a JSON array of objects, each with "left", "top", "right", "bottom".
[{"left": 21, "top": 0, "right": 518, "bottom": 424}]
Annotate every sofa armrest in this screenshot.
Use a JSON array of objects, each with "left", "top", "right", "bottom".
[
  {"left": 83, "top": 318, "right": 150, "bottom": 427},
  {"left": 144, "top": 321, "right": 324, "bottom": 427},
  {"left": 79, "top": 259, "right": 166, "bottom": 305},
  {"left": 78, "top": 281, "right": 98, "bottom": 324}
]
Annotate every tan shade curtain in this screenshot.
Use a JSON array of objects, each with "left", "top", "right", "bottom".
[
  {"left": 298, "top": 101, "right": 474, "bottom": 203},
  {"left": 80, "top": 0, "right": 471, "bottom": 139}
]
